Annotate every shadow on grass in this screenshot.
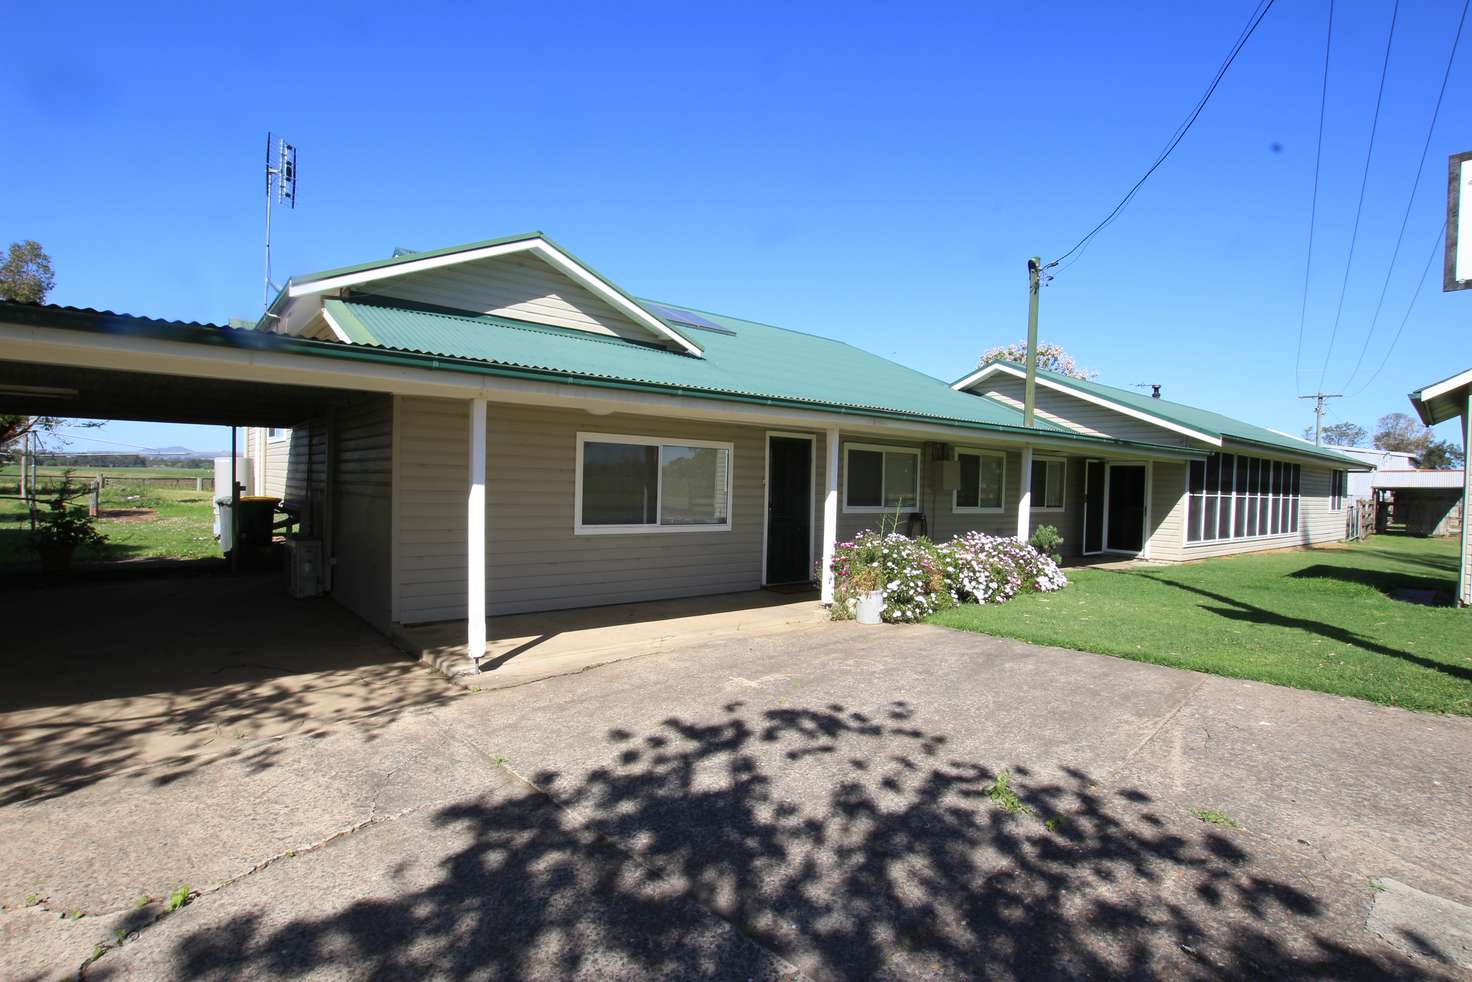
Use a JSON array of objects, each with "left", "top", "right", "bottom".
[
  {"left": 1287, "top": 564, "right": 1454, "bottom": 605},
  {"left": 124, "top": 700, "right": 1430, "bottom": 980},
  {"left": 1127, "top": 573, "right": 1472, "bottom": 685}
]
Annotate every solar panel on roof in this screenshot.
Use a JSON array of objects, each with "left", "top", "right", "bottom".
[{"left": 642, "top": 301, "right": 736, "bottom": 335}]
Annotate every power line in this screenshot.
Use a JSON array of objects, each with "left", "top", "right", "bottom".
[
  {"left": 1316, "top": 0, "right": 1400, "bottom": 391},
  {"left": 1293, "top": 0, "right": 1335, "bottom": 396},
  {"left": 1341, "top": 0, "right": 1469, "bottom": 392},
  {"left": 1350, "top": 219, "right": 1446, "bottom": 397},
  {"left": 1048, "top": 0, "right": 1277, "bottom": 270}
]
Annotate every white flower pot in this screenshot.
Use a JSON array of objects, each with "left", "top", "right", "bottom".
[{"left": 855, "top": 590, "right": 884, "bottom": 625}]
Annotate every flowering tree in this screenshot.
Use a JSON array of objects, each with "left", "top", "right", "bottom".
[{"left": 978, "top": 341, "right": 1096, "bottom": 380}]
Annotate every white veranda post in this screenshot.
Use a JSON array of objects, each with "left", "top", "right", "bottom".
[
  {"left": 820, "top": 426, "right": 840, "bottom": 604},
  {"left": 1017, "top": 445, "right": 1033, "bottom": 542},
  {"left": 467, "top": 398, "right": 487, "bottom": 668}
]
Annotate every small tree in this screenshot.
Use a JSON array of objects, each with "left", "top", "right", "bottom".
[
  {"left": 978, "top": 341, "right": 1096, "bottom": 380},
  {"left": 1302, "top": 421, "right": 1366, "bottom": 447},
  {"left": 1420, "top": 439, "right": 1466, "bottom": 470},
  {"left": 1373, "top": 413, "right": 1434, "bottom": 458},
  {"left": 0, "top": 240, "right": 55, "bottom": 304}
]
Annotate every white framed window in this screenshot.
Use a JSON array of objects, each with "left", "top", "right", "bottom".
[
  {"left": 1030, "top": 457, "right": 1065, "bottom": 511},
  {"left": 574, "top": 432, "right": 732, "bottom": 535},
  {"left": 1329, "top": 470, "right": 1346, "bottom": 511},
  {"left": 954, "top": 449, "right": 1005, "bottom": 513},
  {"left": 1186, "top": 453, "right": 1301, "bottom": 545},
  {"left": 843, "top": 443, "right": 921, "bottom": 513},
  {"left": 267, "top": 427, "right": 291, "bottom": 444}
]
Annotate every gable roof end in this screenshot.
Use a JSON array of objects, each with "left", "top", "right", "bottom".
[{"left": 285, "top": 233, "right": 704, "bottom": 358}]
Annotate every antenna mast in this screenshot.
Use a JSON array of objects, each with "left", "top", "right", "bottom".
[{"left": 263, "top": 133, "right": 298, "bottom": 310}]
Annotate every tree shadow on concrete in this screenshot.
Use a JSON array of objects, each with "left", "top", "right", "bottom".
[
  {"left": 0, "top": 571, "right": 459, "bottom": 806},
  {"left": 143, "top": 700, "right": 1434, "bottom": 981}
]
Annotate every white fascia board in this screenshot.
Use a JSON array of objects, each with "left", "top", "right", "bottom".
[
  {"left": 1416, "top": 368, "right": 1472, "bottom": 403},
  {"left": 287, "top": 238, "right": 704, "bottom": 358},
  {"left": 954, "top": 362, "right": 1222, "bottom": 447}
]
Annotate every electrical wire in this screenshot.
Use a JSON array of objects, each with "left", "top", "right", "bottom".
[
  {"left": 1341, "top": 0, "right": 1469, "bottom": 392},
  {"left": 1349, "top": 219, "right": 1445, "bottom": 398},
  {"left": 1048, "top": 0, "right": 1277, "bottom": 270},
  {"left": 1293, "top": 0, "right": 1335, "bottom": 395},
  {"left": 1316, "top": 0, "right": 1400, "bottom": 391}
]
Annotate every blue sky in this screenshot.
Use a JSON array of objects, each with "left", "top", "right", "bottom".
[{"left": 5, "top": 0, "right": 1468, "bottom": 454}]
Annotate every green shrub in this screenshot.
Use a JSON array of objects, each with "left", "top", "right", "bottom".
[{"left": 1028, "top": 524, "right": 1064, "bottom": 563}]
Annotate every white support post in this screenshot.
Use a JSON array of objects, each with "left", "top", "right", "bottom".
[
  {"left": 1017, "top": 445, "right": 1033, "bottom": 542},
  {"left": 820, "top": 426, "right": 840, "bottom": 604},
  {"left": 467, "top": 398, "right": 487, "bottom": 667},
  {"left": 1460, "top": 401, "right": 1471, "bottom": 608}
]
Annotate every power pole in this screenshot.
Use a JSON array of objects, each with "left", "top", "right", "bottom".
[
  {"left": 1299, "top": 392, "right": 1342, "bottom": 445},
  {"left": 1022, "top": 257, "right": 1042, "bottom": 427}
]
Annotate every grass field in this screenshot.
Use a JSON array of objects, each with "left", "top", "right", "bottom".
[
  {"left": 1, "top": 482, "right": 221, "bottom": 569},
  {"left": 928, "top": 534, "right": 1472, "bottom": 716}
]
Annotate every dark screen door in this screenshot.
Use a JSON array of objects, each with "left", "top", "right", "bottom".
[
  {"left": 1083, "top": 460, "right": 1105, "bottom": 554},
  {"left": 766, "top": 437, "right": 812, "bottom": 583},
  {"left": 1106, "top": 465, "right": 1147, "bottom": 553}
]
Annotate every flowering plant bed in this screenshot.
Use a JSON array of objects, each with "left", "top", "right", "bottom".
[{"left": 829, "top": 529, "right": 1067, "bottom": 623}]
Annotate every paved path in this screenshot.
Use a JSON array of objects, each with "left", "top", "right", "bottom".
[{"left": 4, "top": 622, "right": 1469, "bottom": 980}]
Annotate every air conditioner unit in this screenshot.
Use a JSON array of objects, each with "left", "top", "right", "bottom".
[{"left": 284, "top": 538, "right": 324, "bottom": 598}]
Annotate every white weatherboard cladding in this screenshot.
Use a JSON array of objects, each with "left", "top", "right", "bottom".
[
  {"left": 362, "top": 252, "right": 660, "bottom": 344},
  {"left": 329, "top": 396, "right": 394, "bottom": 631},
  {"left": 980, "top": 377, "right": 1197, "bottom": 447}
]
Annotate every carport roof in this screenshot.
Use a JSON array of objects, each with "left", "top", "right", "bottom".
[{"left": 0, "top": 300, "right": 1202, "bottom": 456}]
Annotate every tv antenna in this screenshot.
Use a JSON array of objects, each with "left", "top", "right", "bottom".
[
  {"left": 264, "top": 133, "right": 298, "bottom": 308},
  {"left": 1133, "top": 382, "right": 1162, "bottom": 399}
]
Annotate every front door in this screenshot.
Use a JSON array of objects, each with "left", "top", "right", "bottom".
[
  {"left": 1082, "top": 459, "right": 1105, "bottom": 554},
  {"left": 1105, "top": 464, "right": 1147, "bottom": 553},
  {"left": 766, "top": 436, "right": 813, "bottom": 584}
]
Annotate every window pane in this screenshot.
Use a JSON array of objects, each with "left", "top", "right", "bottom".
[
  {"left": 957, "top": 454, "right": 980, "bottom": 508},
  {"left": 883, "top": 452, "right": 918, "bottom": 508},
  {"left": 847, "top": 450, "right": 884, "bottom": 507},
  {"left": 1252, "top": 458, "right": 1264, "bottom": 494},
  {"left": 1218, "top": 494, "right": 1232, "bottom": 540},
  {"left": 1188, "top": 460, "right": 1205, "bottom": 494},
  {"left": 1205, "top": 454, "right": 1219, "bottom": 492},
  {"left": 1203, "top": 496, "right": 1218, "bottom": 541},
  {"left": 1045, "top": 461, "right": 1064, "bottom": 508},
  {"left": 1235, "top": 458, "right": 1249, "bottom": 494},
  {"left": 1247, "top": 494, "right": 1258, "bottom": 536},
  {"left": 1280, "top": 496, "right": 1290, "bottom": 532},
  {"left": 979, "top": 455, "right": 1004, "bottom": 509},
  {"left": 659, "top": 445, "right": 729, "bottom": 526},
  {"left": 1291, "top": 497, "right": 1300, "bottom": 532},
  {"left": 1032, "top": 459, "right": 1047, "bottom": 502},
  {"left": 1234, "top": 493, "right": 1246, "bottom": 537},
  {"left": 1187, "top": 494, "right": 1202, "bottom": 542},
  {"left": 582, "top": 441, "right": 658, "bottom": 525}
]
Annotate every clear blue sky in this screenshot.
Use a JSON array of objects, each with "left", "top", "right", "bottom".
[{"left": 5, "top": 0, "right": 1468, "bottom": 454}]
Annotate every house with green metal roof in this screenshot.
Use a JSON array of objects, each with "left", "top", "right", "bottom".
[{"left": 0, "top": 232, "right": 1370, "bottom": 673}]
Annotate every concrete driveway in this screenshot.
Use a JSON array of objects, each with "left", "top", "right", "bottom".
[{"left": 4, "top": 620, "right": 1469, "bottom": 980}]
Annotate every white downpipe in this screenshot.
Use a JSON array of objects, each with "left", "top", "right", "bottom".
[
  {"left": 1017, "top": 445, "right": 1033, "bottom": 541},
  {"left": 467, "top": 398, "right": 488, "bottom": 667},
  {"left": 820, "top": 426, "right": 840, "bottom": 604}
]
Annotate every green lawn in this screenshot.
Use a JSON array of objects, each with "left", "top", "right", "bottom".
[
  {"left": 928, "top": 535, "right": 1472, "bottom": 716},
  {"left": 1, "top": 483, "right": 221, "bottom": 569}
]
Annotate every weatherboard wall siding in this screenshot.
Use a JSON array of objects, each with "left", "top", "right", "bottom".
[
  {"left": 978, "top": 377, "right": 1194, "bottom": 447},
  {"left": 1146, "top": 461, "right": 1344, "bottom": 563},
  {"left": 363, "top": 252, "right": 653, "bottom": 343},
  {"left": 393, "top": 397, "right": 772, "bottom": 622},
  {"left": 329, "top": 395, "right": 394, "bottom": 631}
]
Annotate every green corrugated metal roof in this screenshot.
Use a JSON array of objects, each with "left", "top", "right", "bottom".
[
  {"left": 327, "top": 298, "right": 1098, "bottom": 434},
  {"left": 969, "top": 361, "right": 1366, "bottom": 466}
]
